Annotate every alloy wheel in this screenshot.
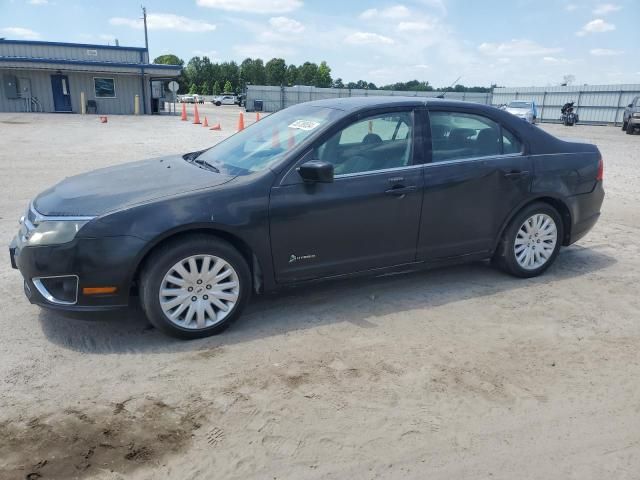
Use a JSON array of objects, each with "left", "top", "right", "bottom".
[
  {"left": 514, "top": 213, "right": 558, "bottom": 270},
  {"left": 159, "top": 254, "right": 240, "bottom": 329}
]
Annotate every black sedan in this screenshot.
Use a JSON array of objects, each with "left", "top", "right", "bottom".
[{"left": 10, "top": 97, "right": 604, "bottom": 339}]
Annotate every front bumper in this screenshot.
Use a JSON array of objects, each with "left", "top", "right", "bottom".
[{"left": 10, "top": 235, "right": 148, "bottom": 311}]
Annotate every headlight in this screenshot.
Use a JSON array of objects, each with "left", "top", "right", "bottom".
[
  {"left": 24, "top": 220, "right": 90, "bottom": 246},
  {"left": 19, "top": 204, "right": 93, "bottom": 246}
]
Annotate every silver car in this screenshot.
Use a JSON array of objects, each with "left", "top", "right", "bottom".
[{"left": 504, "top": 100, "right": 537, "bottom": 124}]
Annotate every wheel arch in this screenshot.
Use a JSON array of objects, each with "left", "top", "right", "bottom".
[
  {"left": 494, "top": 195, "right": 573, "bottom": 253},
  {"left": 129, "top": 226, "right": 265, "bottom": 297}
]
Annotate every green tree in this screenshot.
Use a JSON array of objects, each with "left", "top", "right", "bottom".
[
  {"left": 201, "top": 80, "right": 212, "bottom": 95},
  {"left": 213, "top": 81, "right": 221, "bottom": 95},
  {"left": 153, "top": 54, "right": 184, "bottom": 66},
  {"left": 298, "top": 62, "right": 318, "bottom": 86},
  {"left": 332, "top": 78, "right": 344, "bottom": 88},
  {"left": 265, "top": 58, "right": 287, "bottom": 86},
  {"left": 223, "top": 80, "right": 233, "bottom": 93},
  {"left": 314, "top": 61, "right": 332, "bottom": 88},
  {"left": 188, "top": 83, "right": 198, "bottom": 94},
  {"left": 286, "top": 64, "right": 299, "bottom": 86}
]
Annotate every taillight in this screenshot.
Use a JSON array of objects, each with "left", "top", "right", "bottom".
[{"left": 596, "top": 156, "right": 604, "bottom": 181}]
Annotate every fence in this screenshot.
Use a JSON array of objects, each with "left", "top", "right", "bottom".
[
  {"left": 492, "top": 84, "right": 640, "bottom": 125},
  {"left": 246, "top": 84, "right": 640, "bottom": 125},
  {"left": 245, "top": 85, "right": 491, "bottom": 112}
]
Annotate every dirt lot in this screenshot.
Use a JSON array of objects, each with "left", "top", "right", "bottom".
[{"left": 1, "top": 107, "right": 639, "bottom": 480}]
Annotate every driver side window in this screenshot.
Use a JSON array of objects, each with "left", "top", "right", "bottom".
[{"left": 315, "top": 111, "right": 414, "bottom": 176}]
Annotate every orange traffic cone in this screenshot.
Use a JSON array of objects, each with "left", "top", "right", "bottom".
[
  {"left": 237, "top": 112, "right": 245, "bottom": 131},
  {"left": 193, "top": 104, "right": 201, "bottom": 124},
  {"left": 209, "top": 123, "right": 221, "bottom": 131},
  {"left": 203, "top": 116, "right": 209, "bottom": 127},
  {"left": 99, "top": 116, "right": 108, "bottom": 123},
  {"left": 181, "top": 103, "right": 187, "bottom": 121},
  {"left": 256, "top": 112, "right": 261, "bottom": 122}
]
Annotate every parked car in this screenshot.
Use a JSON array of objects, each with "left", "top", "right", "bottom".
[
  {"left": 213, "top": 94, "right": 236, "bottom": 106},
  {"left": 10, "top": 97, "right": 604, "bottom": 339},
  {"left": 622, "top": 96, "right": 640, "bottom": 134},
  {"left": 504, "top": 100, "right": 537, "bottom": 123},
  {"left": 179, "top": 95, "right": 195, "bottom": 103}
]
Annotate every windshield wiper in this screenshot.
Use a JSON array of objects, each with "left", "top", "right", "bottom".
[{"left": 193, "top": 158, "right": 220, "bottom": 173}]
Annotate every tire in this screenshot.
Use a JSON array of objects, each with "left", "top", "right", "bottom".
[
  {"left": 215, "top": 101, "right": 221, "bottom": 106},
  {"left": 627, "top": 122, "right": 635, "bottom": 135},
  {"left": 140, "top": 234, "right": 251, "bottom": 339},
  {"left": 622, "top": 121, "right": 628, "bottom": 131},
  {"left": 493, "top": 202, "right": 564, "bottom": 278}
]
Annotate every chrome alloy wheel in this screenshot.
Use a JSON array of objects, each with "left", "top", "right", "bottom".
[
  {"left": 514, "top": 213, "right": 558, "bottom": 270},
  {"left": 159, "top": 254, "right": 240, "bottom": 329}
]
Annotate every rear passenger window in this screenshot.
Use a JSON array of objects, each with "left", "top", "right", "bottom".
[
  {"left": 502, "top": 128, "right": 522, "bottom": 154},
  {"left": 429, "top": 112, "right": 515, "bottom": 162}
]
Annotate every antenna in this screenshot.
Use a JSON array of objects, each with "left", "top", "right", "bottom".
[
  {"left": 436, "top": 76, "right": 462, "bottom": 98},
  {"left": 141, "top": 5, "right": 149, "bottom": 53}
]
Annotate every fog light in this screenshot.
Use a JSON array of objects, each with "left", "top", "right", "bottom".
[{"left": 32, "top": 275, "right": 78, "bottom": 305}]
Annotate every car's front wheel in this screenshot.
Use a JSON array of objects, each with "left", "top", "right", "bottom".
[
  {"left": 494, "top": 202, "right": 563, "bottom": 278},
  {"left": 140, "top": 235, "right": 251, "bottom": 339}
]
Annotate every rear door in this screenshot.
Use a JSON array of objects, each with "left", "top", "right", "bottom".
[
  {"left": 269, "top": 108, "right": 425, "bottom": 283},
  {"left": 418, "top": 108, "right": 532, "bottom": 260}
]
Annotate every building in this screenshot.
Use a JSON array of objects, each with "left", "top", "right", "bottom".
[{"left": 0, "top": 39, "right": 182, "bottom": 115}]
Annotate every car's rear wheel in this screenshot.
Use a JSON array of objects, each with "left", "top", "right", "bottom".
[
  {"left": 627, "top": 122, "right": 635, "bottom": 135},
  {"left": 494, "top": 202, "right": 563, "bottom": 278},
  {"left": 622, "top": 120, "right": 628, "bottom": 131},
  {"left": 215, "top": 101, "right": 221, "bottom": 106},
  {"left": 140, "top": 235, "right": 251, "bottom": 339}
]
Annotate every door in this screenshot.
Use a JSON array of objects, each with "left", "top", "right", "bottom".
[
  {"left": 418, "top": 109, "right": 532, "bottom": 260},
  {"left": 51, "top": 74, "right": 72, "bottom": 112},
  {"left": 270, "top": 109, "right": 424, "bottom": 283}
]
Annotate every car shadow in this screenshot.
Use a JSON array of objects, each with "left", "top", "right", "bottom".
[{"left": 38, "top": 244, "right": 616, "bottom": 354}]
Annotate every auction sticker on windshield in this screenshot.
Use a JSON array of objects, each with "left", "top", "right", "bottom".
[{"left": 288, "top": 120, "right": 321, "bottom": 131}]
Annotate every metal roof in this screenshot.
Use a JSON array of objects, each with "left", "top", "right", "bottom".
[{"left": 0, "top": 39, "right": 147, "bottom": 52}]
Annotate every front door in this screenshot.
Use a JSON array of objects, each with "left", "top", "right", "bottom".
[
  {"left": 270, "top": 109, "right": 424, "bottom": 283},
  {"left": 51, "top": 74, "right": 72, "bottom": 112},
  {"left": 418, "top": 109, "right": 532, "bottom": 260}
]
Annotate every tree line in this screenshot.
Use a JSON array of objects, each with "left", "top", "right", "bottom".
[{"left": 153, "top": 54, "right": 494, "bottom": 95}]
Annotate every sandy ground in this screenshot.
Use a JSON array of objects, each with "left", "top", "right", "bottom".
[{"left": 1, "top": 107, "right": 639, "bottom": 480}]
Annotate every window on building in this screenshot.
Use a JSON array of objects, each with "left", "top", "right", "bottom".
[{"left": 94, "top": 78, "right": 116, "bottom": 98}]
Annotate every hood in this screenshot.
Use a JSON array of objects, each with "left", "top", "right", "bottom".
[
  {"left": 506, "top": 107, "right": 530, "bottom": 116},
  {"left": 34, "top": 155, "right": 234, "bottom": 217}
]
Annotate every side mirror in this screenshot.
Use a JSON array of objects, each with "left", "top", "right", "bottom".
[{"left": 298, "top": 160, "right": 334, "bottom": 183}]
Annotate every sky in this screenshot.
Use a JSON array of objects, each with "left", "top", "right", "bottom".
[{"left": 1, "top": 0, "right": 638, "bottom": 87}]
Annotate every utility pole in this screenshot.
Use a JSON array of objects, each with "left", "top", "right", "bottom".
[{"left": 142, "top": 6, "right": 149, "bottom": 53}]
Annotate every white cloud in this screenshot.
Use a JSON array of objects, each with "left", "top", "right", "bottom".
[
  {"left": 565, "top": 3, "right": 578, "bottom": 11},
  {"left": 196, "top": 0, "right": 302, "bottom": 14},
  {"left": 193, "top": 49, "right": 221, "bottom": 61},
  {"left": 109, "top": 13, "right": 216, "bottom": 32},
  {"left": 413, "top": 64, "right": 430, "bottom": 69},
  {"left": 478, "top": 39, "right": 562, "bottom": 57},
  {"left": 233, "top": 43, "right": 295, "bottom": 59},
  {"left": 590, "top": 48, "right": 623, "bottom": 56},
  {"left": 269, "top": 16, "right": 304, "bottom": 33},
  {"left": 397, "top": 21, "right": 434, "bottom": 32},
  {"left": 415, "top": 0, "right": 447, "bottom": 15},
  {"left": 344, "top": 32, "right": 395, "bottom": 46},
  {"left": 28, "top": 0, "right": 48, "bottom": 5},
  {"left": 360, "top": 5, "right": 410, "bottom": 20},
  {"left": 593, "top": 3, "right": 621, "bottom": 15},
  {"left": 0, "top": 26, "right": 41, "bottom": 39},
  {"left": 577, "top": 18, "right": 615, "bottom": 36}
]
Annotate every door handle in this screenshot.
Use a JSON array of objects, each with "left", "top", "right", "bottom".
[
  {"left": 385, "top": 185, "right": 418, "bottom": 196},
  {"left": 503, "top": 170, "right": 530, "bottom": 178}
]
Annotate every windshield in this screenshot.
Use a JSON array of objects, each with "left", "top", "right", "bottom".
[
  {"left": 508, "top": 101, "right": 532, "bottom": 109},
  {"left": 195, "top": 104, "right": 343, "bottom": 175}
]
